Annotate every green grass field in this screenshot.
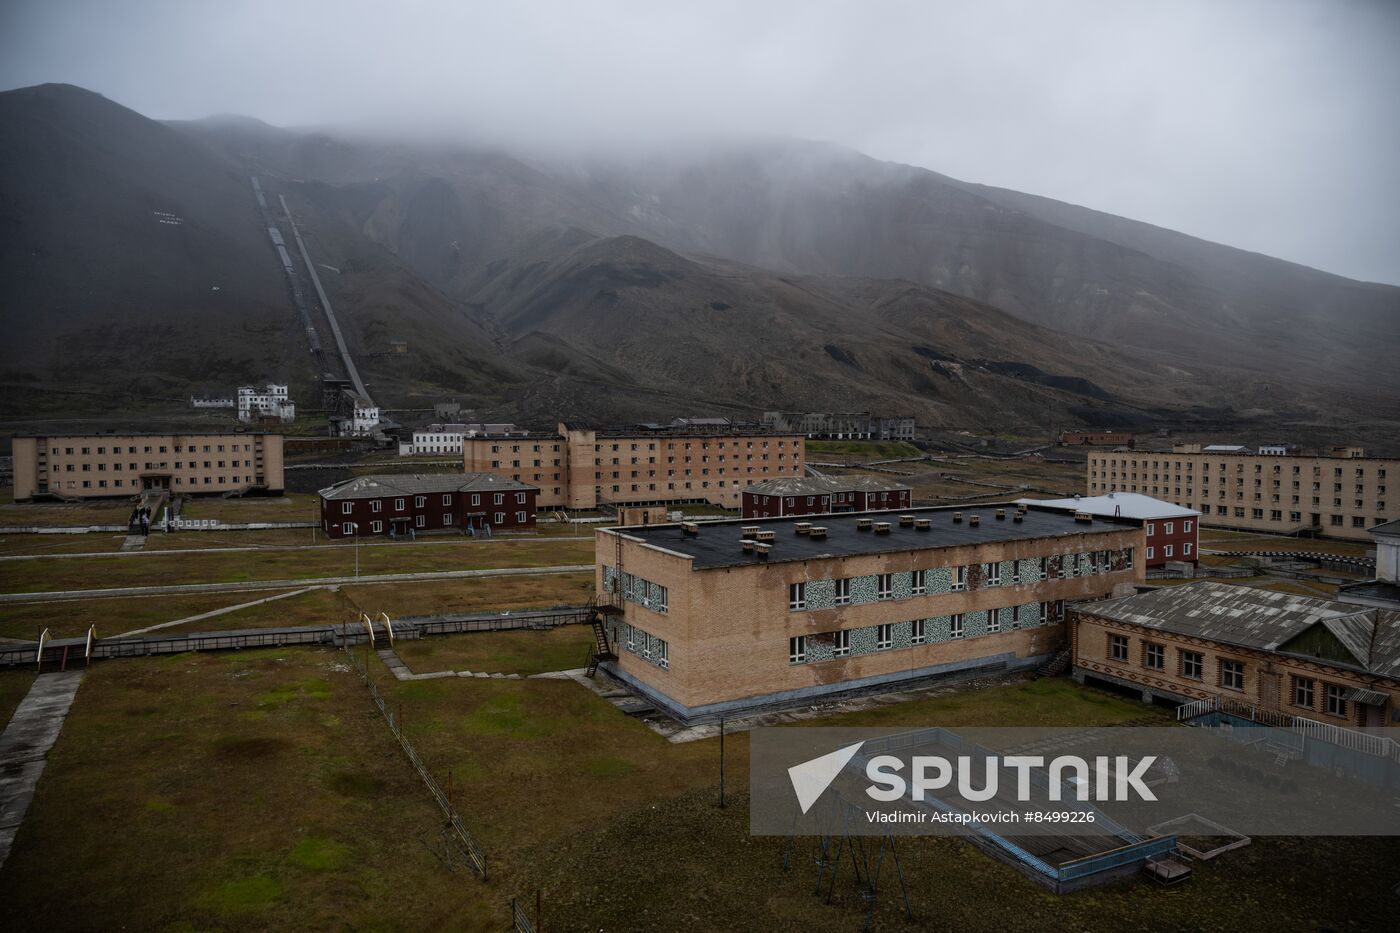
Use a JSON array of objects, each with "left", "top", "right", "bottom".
[
  {"left": 806, "top": 440, "right": 924, "bottom": 461},
  {"left": 0, "top": 668, "right": 37, "bottom": 726},
  {"left": 0, "top": 536, "right": 593, "bottom": 595},
  {"left": 0, "top": 649, "right": 499, "bottom": 931},
  {"left": 393, "top": 626, "right": 597, "bottom": 675}
]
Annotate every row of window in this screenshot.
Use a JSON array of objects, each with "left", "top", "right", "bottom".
[
  {"left": 340, "top": 511, "right": 525, "bottom": 532},
  {"left": 787, "top": 551, "right": 1130, "bottom": 611},
  {"left": 1090, "top": 485, "right": 1390, "bottom": 527},
  {"left": 1091, "top": 458, "right": 1387, "bottom": 480},
  {"left": 614, "top": 622, "right": 669, "bottom": 669},
  {"left": 603, "top": 568, "right": 670, "bottom": 614},
  {"left": 1145, "top": 543, "right": 1191, "bottom": 560},
  {"left": 51, "top": 475, "right": 254, "bottom": 490},
  {"left": 46, "top": 442, "right": 256, "bottom": 455},
  {"left": 53, "top": 459, "right": 253, "bottom": 472},
  {"left": 1145, "top": 521, "right": 1191, "bottom": 536},
  {"left": 337, "top": 491, "right": 525, "bottom": 514},
  {"left": 788, "top": 602, "right": 1065, "bottom": 663},
  {"left": 1105, "top": 634, "right": 1356, "bottom": 718}
]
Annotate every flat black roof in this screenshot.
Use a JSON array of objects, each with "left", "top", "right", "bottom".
[{"left": 612, "top": 503, "right": 1140, "bottom": 570}]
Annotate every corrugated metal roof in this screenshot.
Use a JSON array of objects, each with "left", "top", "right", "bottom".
[
  {"left": 1018, "top": 493, "right": 1198, "bottom": 520},
  {"left": 745, "top": 475, "right": 911, "bottom": 498},
  {"left": 318, "top": 473, "right": 534, "bottom": 500},
  {"left": 1083, "top": 581, "right": 1400, "bottom": 678}
]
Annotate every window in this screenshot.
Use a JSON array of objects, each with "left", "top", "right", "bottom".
[
  {"left": 833, "top": 629, "right": 850, "bottom": 656},
  {"left": 1293, "top": 676, "right": 1314, "bottom": 709},
  {"left": 1109, "top": 634, "right": 1129, "bottom": 661},
  {"left": 516, "top": 511, "right": 527, "bottom": 523},
  {"left": 1124, "top": 548, "right": 1134, "bottom": 569},
  {"left": 415, "top": 515, "right": 426, "bottom": 528},
  {"left": 443, "top": 494, "right": 452, "bottom": 506},
  {"left": 371, "top": 500, "right": 382, "bottom": 512},
  {"left": 834, "top": 577, "right": 851, "bottom": 605},
  {"left": 1144, "top": 643, "right": 1165, "bottom": 670},
  {"left": 1146, "top": 546, "right": 1155, "bottom": 561},
  {"left": 1184, "top": 520, "right": 1193, "bottom": 532},
  {"left": 626, "top": 624, "right": 636, "bottom": 652},
  {"left": 1326, "top": 683, "right": 1348, "bottom": 718},
  {"left": 1221, "top": 659, "right": 1245, "bottom": 691},
  {"left": 494, "top": 512, "right": 505, "bottom": 524},
  {"left": 516, "top": 492, "right": 526, "bottom": 504},
  {"left": 415, "top": 496, "right": 425, "bottom": 508},
  {"left": 494, "top": 493, "right": 505, "bottom": 505},
  {"left": 1184, "top": 543, "right": 1193, "bottom": 557},
  {"left": 371, "top": 520, "right": 383, "bottom": 533},
  {"left": 911, "top": 619, "right": 925, "bottom": 645},
  {"left": 876, "top": 624, "right": 893, "bottom": 650},
  {"left": 950, "top": 614, "right": 964, "bottom": 638},
  {"left": 1181, "top": 651, "right": 1203, "bottom": 680},
  {"left": 656, "top": 640, "right": 668, "bottom": 669},
  {"left": 952, "top": 566, "right": 966, "bottom": 591},
  {"left": 1164, "top": 545, "right": 1174, "bottom": 558},
  {"left": 789, "top": 582, "right": 806, "bottom": 611},
  {"left": 988, "top": 608, "right": 1002, "bottom": 633},
  {"left": 986, "top": 562, "right": 1001, "bottom": 586},
  {"left": 877, "top": 573, "right": 893, "bottom": 599},
  {"left": 789, "top": 636, "right": 806, "bottom": 664},
  {"left": 342, "top": 502, "right": 352, "bottom": 515},
  {"left": 1038, "top": 557, "right": 1049, "bottom": 580},
  {"left": 394, "top": 498, "right": 405, "bottom": 511},
  {"left": 911, "top": 569, "right": 927, "bottom": 595},
  {"left": 1146, "top": 523, "right": 1155, "bottom": 537}
]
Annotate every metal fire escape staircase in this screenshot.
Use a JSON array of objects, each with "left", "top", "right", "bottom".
[{"left": 585, "top": 531, "right": 624, "bottom": 678}]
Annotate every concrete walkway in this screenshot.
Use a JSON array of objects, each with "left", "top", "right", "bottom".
[
  {"left": 0, "top": 564, "right": 594, "bottom": 605},
  {"left": 0, "top": 671, "right": 84, "bottom": 869},
  {"left": 114, "top": 587, "right": 319, "bottom": 638}
]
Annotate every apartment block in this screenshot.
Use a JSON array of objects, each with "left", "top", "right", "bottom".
[
  {"left": 11, "top": 432, "right": 284, "bottom": 500},
  {"left": 1071, "top": 582, "right": 1397, "bottom": 728},
  {"left": 1087, "top": 443, "right": 1398, "bottom": 541},
  {"left": 464, "top": 421, "right": 805, "bottom": 510},
  {"left": 1019, "top": 493, "right": 1198, "bottom": 567},
  {"left": 593, "top": 503, "right": 1144, "bottom": 722}
]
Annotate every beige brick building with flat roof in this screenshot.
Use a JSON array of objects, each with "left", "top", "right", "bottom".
[
  {"left": 1087, "top": 443, "right": 1397, "bottom": 541},
  {"left": 592, "top": 503, "right": 1144, "bottom": 722},
  {"left": 463, "top": 422, "right": 805, "bottom": 511},
  {"left": 11, "top": 432, "right": 284, "bottom": 500}
]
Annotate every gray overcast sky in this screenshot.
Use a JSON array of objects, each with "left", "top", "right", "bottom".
[{"left": 2, "top": 0, "right": 1398, "bottom": 284}]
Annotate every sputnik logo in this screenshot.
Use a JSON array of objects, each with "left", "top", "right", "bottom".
[{"left": 787, "top": 741, "right": 865, "bottom": 814}]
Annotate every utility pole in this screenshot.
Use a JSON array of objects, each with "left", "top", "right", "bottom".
[{"left": 719, "top": 715, "right": 726, "bottom": 809}]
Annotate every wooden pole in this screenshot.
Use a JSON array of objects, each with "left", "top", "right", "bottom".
[{"left": 719, "top": 715, "right": 726, "bottom": 809}]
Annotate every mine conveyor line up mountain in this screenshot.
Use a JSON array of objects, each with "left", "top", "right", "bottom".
[
  {"left": 250, "top": 176, "right": 336, "bottom": 381},
  {"left": 276, "top": 191, "right": 373, "bottom": 406}
]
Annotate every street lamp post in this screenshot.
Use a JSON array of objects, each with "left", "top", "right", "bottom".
[{"left": 345, "top": 522, "right": 359, "bottom": 580}]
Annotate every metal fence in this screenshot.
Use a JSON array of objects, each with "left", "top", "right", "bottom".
[
  {"left": 510, "top": 894, "right": 539, "bottom": 933},
  {"left": 343, "top": 644, "right": 487, "bottom": 879}
]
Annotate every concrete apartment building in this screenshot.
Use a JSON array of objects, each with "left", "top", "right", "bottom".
[
  {"left": 11, "top": 432, "right": 284, "bottom": 500},
  {"left": 463, "top": 421, "right": 805, "bottom": 511},
  {"left": 406, "top": 422, "right": 526, "bottom": 456},
  {"left": 318, "top": 473, "right": 536, "bottom": 538},
  {"left": 1086, "top": 443, "right": 1398, "bottom": 541},
  {"left": 742, "top": 475, "right": 913, "bottom": 519},
  {"left": 762, "top": 411, "right": 916, "bottom": 441},
  {"left": 1059, "top": 430, "right": 1133, "bottom": 447},
  {"left": 1071, "top": 582, "right": 1398, "bottom": 728},
  {"left": 237, "top": 383, "right": 295, "bottom": 423},
  {"left": 1018, "top": 493, "right": 1198, "bottom": 568},
  {"left": 593, "top": 503, "right": 1144, "bottom": 721}
]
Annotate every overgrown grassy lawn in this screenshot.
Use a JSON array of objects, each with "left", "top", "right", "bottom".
[
  {"left": 0, "top": 575, "right": 596, "bottom": 642},
  {"left": 0, "top": 668, "right": 37, "bottom": 726},
  {"left": 383, "top": 673, "right": 1394, "bottom": 931},
  {"left": 1199, "top": 529, "right": 1372, "bottom": 557},
  {"left": 0, "top": 537, "right": 593, "bottom": 594},
  {"left": 806, "top": 440, "right": 923, "bottom": 460},
  {"left": 343, "top": 573, "right": 596, "bottom": 620},
  {"left": 178, "top": 492, "right": 321, "bottom": 522},
  {"left": 0, "top": 649, "right": 499, "bottom": 931},
  {"left": 394, "top": 626, "right": 596, "bottom": 675},
  {"left": 0, "top": 499, "right": 133, "bottom": 528}
]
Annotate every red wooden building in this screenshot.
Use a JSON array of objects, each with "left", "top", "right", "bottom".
[
  {"left": 319, "top": 473, "right": 537, "bottom": 539},
  {"left": 742, "top": 475, "right": 912, "bottom": 519},
  {"left": 1017, "top": 493, "right": 1199, "bottom": 567}
]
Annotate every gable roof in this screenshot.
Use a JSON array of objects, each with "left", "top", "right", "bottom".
[
  {"left": 1083, "top": 581, "right": 1400, "bottom": 679},
  {"left": 1370, "top": 519, "right": 1400, "bottom": 536},
  {"left": 1018, "top": 493, "right": 1198, "bottom": 520},
  {"left": 318, "top": 473, "right": 534, "bottom": 500}
]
